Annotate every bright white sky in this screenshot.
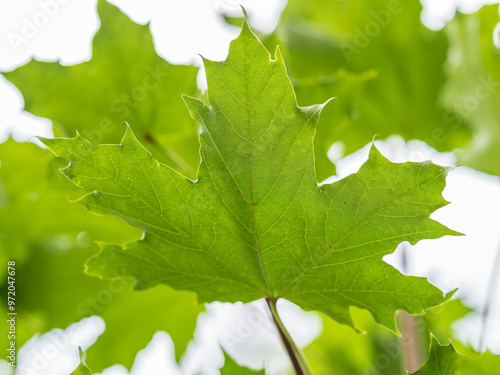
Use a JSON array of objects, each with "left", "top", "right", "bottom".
[{"left": 1, "top": 1, "right": 499, "bottom": 374}]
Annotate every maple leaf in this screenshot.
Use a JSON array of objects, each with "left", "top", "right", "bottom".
[
  {"left": 274, "top": 0, "right": 471, "bottom": 180},
  {"left": 408, "top": 334, "right": 500, "bottom": 375},
  {"left": 410, "top": 336, "right": 459, "bottom": 375},
  {"left": 3, "top": 0, "right": 200, "bottom": 178},
  {"left": 40, "top": 18, "right": 459, "bottom": 332},
  {"left": 443, "top": 4, "right": 500, "bottom": 176},
  {"left": 0, "top": 140, "right": 202, "bottom": 371}
]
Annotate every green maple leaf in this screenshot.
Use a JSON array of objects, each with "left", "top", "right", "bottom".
[
  {"left": 444, "top": 4, "right": 500, "bottom": 176},
  {"left": 304, "top": 309, "right": 399, "bottom": 375},
  {"left": 40, "top": 19, "right": 459, "bottom": 332},
  {"left": 0, "top": 140, "right": 202, "bottom": 370},
  {"left": 17, "top": 247, "right": 202, "bottom": 370},
  {"left": 273, "top": 0, "right": 471, "bottom": 179},
  {"left": 410, "top": 334, "right": 500, "bottom": 375},
  {"left": 3, "top": 0, "right": 200, "bottom": 178},
  {"left": 0, "top": 139, "right": 137, "bottom": 267},
  {"left": 410, "top": 336, "right": 459, "bottom": 375},
  {"left": 71, "top": 348, "right": 93, "bottom": 375},
  {"left": 303, "top": 300, "right": 473, "bottom": 375}
]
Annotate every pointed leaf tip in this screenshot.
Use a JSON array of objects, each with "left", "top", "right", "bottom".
[
  {"left": 71, "top": 347, "right": 93, "bottom": 375},
  {"left": 240, "top": 5, "right": 249, "bottom": 20},
  {"left": 182, "top": 95, "right": 210, "bottom": 121}
]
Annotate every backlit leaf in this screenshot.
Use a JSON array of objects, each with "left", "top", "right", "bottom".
[{"left": 40, "top": 18, "right": 458, "bottom": 334}]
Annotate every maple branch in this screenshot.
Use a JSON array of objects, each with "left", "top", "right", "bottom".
[
  {"left": 479, "top": 239, "right": 500, "bottom": 351},
  {"left": 266, "top": 298, "right": 312, "bottom": 375}
]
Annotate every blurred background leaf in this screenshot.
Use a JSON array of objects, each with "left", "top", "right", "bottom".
[
  {"left": 303, "top": 299, "right": 474, "bottom": 375},
  {"left": 458, "top": 351, "right": 500, "bottom": 374},
  {"left": 2, "top": 0, "right": 201, "bottom": 179},
  {"left": 259, "top": 0, "right": 473, "bottom": 180},
  {"left": 444, "top": 4, "right": 500, "bottom": 176}
]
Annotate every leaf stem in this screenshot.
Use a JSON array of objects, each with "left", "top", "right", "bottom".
[
  {"left": 265, "top": 298, "right": 312, "bottom": 375},
  {"left": 479, "top": 239, "right": 500, "bottom": 351}
]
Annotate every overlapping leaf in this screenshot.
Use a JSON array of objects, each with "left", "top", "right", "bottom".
[
  {"left": 304, "top": 308, "right": 400, "bottom": 375},
  {"left": 0, "top": 140, "right": 202, "bottom": 370},
  {"left": 0, "top": 139, "right": 137, "bottom": 265},
  {"left": 273, "top": 0, "right": 471, "bottom": 179},
  {"left": 444, "top": 4, "right": 500, "bottom": 176},
  {"left": 411, "top": 336, "right": 459, "bottom": 375},
  {"left": 410, "top": 335, "right": 500, "bottom": 375},
  {"left": 41, "top": 19, "right": 458, "bottom": 332},
  {"left": 303, "top": 299, "right": 472, "bottom": 375},
  {"left": 16, "top": 247, "right": 202, "bottom": 370},
  {"left": 2, "top": 0, "right": 200, "bottom": 178}
]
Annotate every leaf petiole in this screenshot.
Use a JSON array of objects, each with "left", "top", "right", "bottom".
[{"left": 266, "top": 298, "right": 313, "bottom": 375}]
